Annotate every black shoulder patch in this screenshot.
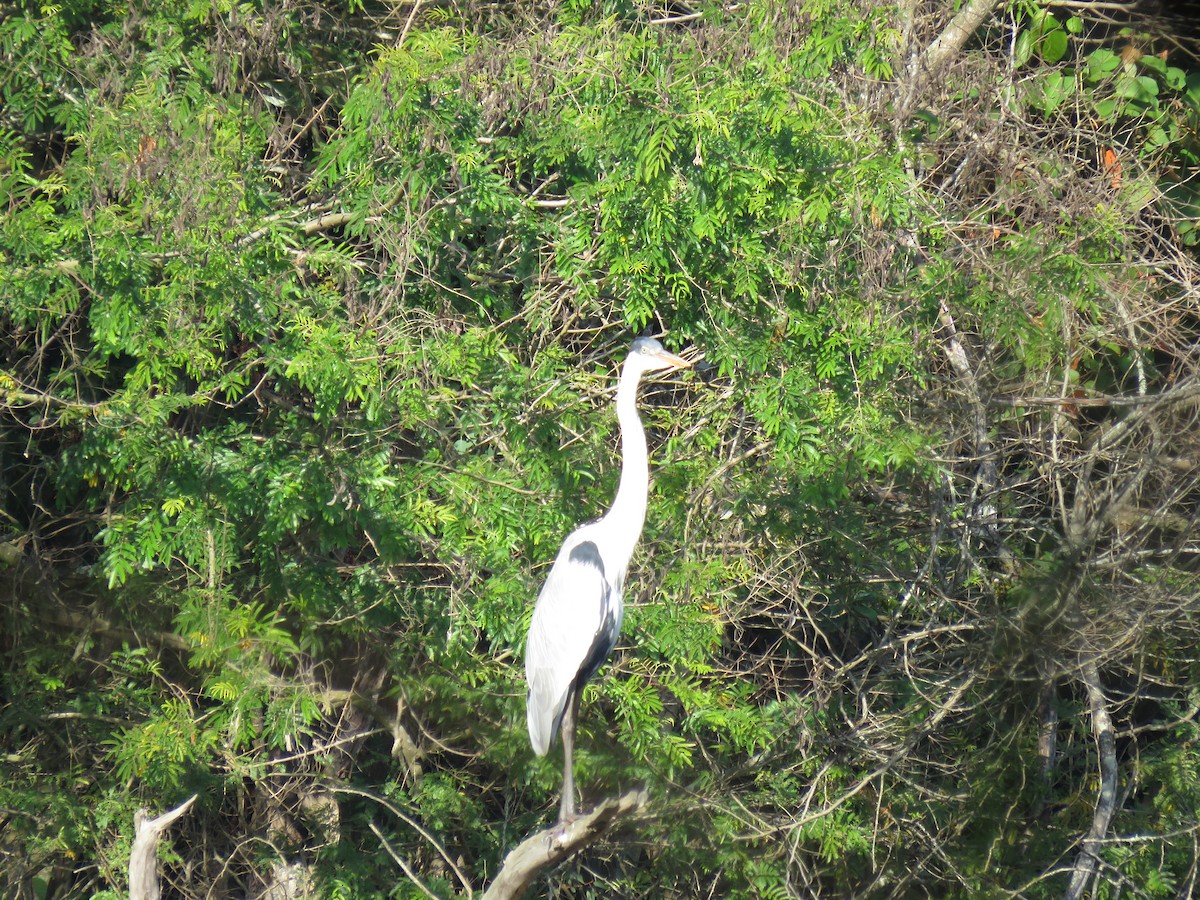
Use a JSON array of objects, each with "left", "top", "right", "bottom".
[{"left": 568, "top": 540, "right": 605, "bottom": 578}]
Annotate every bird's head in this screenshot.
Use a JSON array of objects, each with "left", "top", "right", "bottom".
[{"left": 627, "top": 337, "right": 692, "bottom": 375}]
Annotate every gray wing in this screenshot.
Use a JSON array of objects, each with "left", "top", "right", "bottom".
[{"left": 525, "top": 538, "right": 616, "bottom": 756}]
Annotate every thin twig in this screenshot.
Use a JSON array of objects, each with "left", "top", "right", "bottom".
[
  {"left": 397, "top": 0, "right": 423, "bottom": 50},
  {"left": 370, "top": 821, "right": 444, "bottom": 900},
  {"left": 332, "top": 785, "right": 474, "bottom": 897}
]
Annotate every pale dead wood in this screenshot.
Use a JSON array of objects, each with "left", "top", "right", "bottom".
[
  {"left": 480, "top": 788, "right": 649, "bottom": 900},
  {"left": 1064, "top": 661, "right": 1118, "bottom": 900},
  {"left": 936, "top": 300, "right": 1007, "bottom": 561},
  {"left": 898, "top": 0, "right": 1002, "bottom": 121},
  {"left": 129, "top": 794, "right": 197, "bottom": 900},
  {"left": 916, "top": 0, "right": 1003, "bottom": 79}
]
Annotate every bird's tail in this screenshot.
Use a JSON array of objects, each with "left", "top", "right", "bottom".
[{"left": 526, "top": 681, "right": 567, "bottom": 756}]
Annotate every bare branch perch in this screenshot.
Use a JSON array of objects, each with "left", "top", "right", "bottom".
[
  {"left": 129, "top": 795, "right": 197, "bottom": 900},
  {"left": 480, "top": 789, "right": 649, "bottom": 900}
]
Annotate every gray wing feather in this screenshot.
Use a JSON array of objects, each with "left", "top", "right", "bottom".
[{"left": 525, "top": 537, "right": 611, "bottom": 756}]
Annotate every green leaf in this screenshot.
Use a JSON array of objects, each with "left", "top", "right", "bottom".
[
  {"left": 1093, "top": 97, "right": 1120, "bottom": 119},
  {"left": 1037, "top": 71, "right": 1076, "bottom": 114},
  {"left": 1029, "top": 9, "right": 1056, "bottom": 39},
  {"left": 1014, "top": 31, "right": 1034, "bottom": 68},
  {"left": 1084, "top": 48, "right": 1121, "bottom": 81},
  {"left": 1140, "top": 53, "right": 1167, "bottom": 75},
  {"left": 1164, "top": 66, "right": 1187, "bottom": 91},
  {"left": 1115, "top": 74, "right": 1159, "bottom": 104},
  {"left": 1039, "top": 29, "right": 1068, "bottom": 64}
]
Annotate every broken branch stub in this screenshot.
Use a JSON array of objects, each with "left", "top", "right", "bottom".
[{"left": 129, "top": 794, "right": 198, "bottom": 900}]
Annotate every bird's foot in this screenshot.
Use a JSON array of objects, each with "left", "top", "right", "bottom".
[
  {"left": 552, "top": 809, "right": 580, "bottom": 847},
  {"left": 558, "top": 798, "right": 579, "bottom": 825}
]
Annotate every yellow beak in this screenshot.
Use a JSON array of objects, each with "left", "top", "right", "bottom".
[{"left": 652, "top": 349, "right": 693, "bottom": 371}]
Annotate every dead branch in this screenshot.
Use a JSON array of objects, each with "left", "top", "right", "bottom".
[
  {"left": 129, "top": 795, "right": 197, "bottom": 900},
  {"left": 1038, "top": 678, "right": 1059, "bottom": 783},
  {"left": 46, "top": 605, "right": 193, "bottom": 653},
  {"left": 1064, "top": 661, "right": 1118, "bottom": 900},
  {"left": 916, "top": 0, "right": 1002, "bottom": 78},
  {"left": 480, "top": 789, "right": 649, "bottom": 900},
  {"left": 936, "top": 300, "right": 1007, "bottom": 560},
  {"left": 898, "top": 0, "right": 1002, "bottom": 121}
]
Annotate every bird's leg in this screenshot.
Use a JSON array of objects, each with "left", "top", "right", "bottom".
[{"left": 559, "top": 685, "right": 584, "bottom": 822}]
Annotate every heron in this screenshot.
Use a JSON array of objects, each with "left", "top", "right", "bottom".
[{"left": 525, "top": 336, "right": 692, "bottom": 822}]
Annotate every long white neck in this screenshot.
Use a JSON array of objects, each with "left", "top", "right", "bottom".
[{"left": 601, "top": 360, "right": 650, "bottom": 568}]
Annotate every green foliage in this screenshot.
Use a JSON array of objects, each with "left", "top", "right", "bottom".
[
  {"left": 3, "top": 0, "right": 1200, "bottom": 896},
  {"left": 1025, "top": 18, "right": 1198, "bottom": 169},
  {"left": 1015, "top": 10, "right": 1075, "bottom": 66}
]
